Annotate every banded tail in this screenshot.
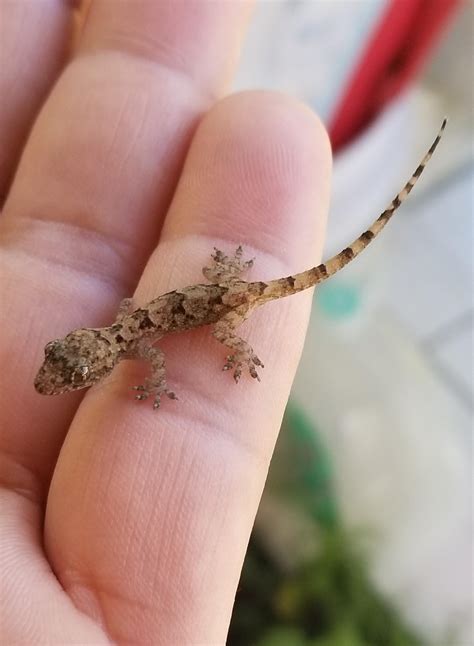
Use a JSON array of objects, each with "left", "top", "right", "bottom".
[{"left": 263, "top": 118, "right": 447, "bottom": 300}]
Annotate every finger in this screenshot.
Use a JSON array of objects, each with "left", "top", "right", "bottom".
[
  {"left": 45, "top": 92, "right": 331, "bottom": 643},
  {"left": 0, "top": 0, "right": 73, "bottom": 200},
  {"left": 0, "top": 0, "right": 252, "bottom": 501}
]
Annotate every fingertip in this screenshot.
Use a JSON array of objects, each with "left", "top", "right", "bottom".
[{"left": 164, "top": 89, "right": 332, "bottom": 264}]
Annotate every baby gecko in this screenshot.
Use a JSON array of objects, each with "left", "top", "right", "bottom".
[{"left": 34, "top": 119, "right": 446, "bottom": 409}]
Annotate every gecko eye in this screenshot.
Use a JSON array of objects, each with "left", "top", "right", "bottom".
[
  {"left": 72, "top": 365, "right": 90, "bottom": 384},
  {"left": 44, "top": 340, "right": 59, "bottom": 356}
]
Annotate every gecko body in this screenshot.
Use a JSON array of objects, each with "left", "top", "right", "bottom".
[{"left": 34, "top": 120, "right": 446, "bottom": 408}]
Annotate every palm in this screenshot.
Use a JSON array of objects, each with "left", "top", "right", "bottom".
[{"left": 0, "top": 2, "right": 330, "bottom": 643}]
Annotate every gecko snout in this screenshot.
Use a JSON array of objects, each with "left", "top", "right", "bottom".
[{"left": 34, "top": 329, "right": 116, "bottom": 396}]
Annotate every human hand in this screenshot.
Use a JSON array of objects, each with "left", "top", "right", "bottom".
[{"left": 0, "top": 2, "right": 331, "bottom": 643}]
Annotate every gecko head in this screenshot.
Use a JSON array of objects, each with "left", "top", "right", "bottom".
[{"left": 34, "top": 329, "right": 116, "bottom": 396}]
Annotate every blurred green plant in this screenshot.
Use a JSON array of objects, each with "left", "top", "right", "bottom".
[{"left": 228, "top": 404, "right": 424, "bottom": 646}]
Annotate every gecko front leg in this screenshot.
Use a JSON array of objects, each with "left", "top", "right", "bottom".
[
  {"left": 202, "top": 245, "right": 254, "bottom": 284},
  {"left": 129, "top": 342, "right": 177, "bottom": 409},
  {"left": 213, "top": 306, "right": 264, "bottom": 382}
]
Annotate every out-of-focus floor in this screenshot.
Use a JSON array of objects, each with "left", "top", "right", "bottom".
[
  {"left": 293, "top": 76, "right": 473, "bottom": 646},
  {"left": 384, "top": 155, "right": 472, "bottom": 415}
]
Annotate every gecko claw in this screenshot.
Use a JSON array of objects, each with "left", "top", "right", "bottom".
[
  {"left": 152, "top": 388, "right": 177, "bottom": 409},
  {"left": 249, "top": 365, "right": 260, "bottom": 380},
  {"left": 222, "top": 353, "right": 263, "bottom": 382},
  {"left": 223, "top": 355, "right": 234, "bottom": 371},
  {"left": 133, "top": 382, "right": 177, "bottom": 408}
]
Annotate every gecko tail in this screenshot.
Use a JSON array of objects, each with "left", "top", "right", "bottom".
[{"left": 264, "top": 117, "right": 447, "bottom": 299}]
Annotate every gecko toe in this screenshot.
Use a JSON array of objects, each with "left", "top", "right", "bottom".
[
  {"left": 222, "top": 354, "right": 263, "bottom": 383},
  {"left": 134, "top": 381, "right": 177, "bottom": 409},
  {"left": 223, "top": 354, "right": 236, "bottom": 371},
  {"left": 133, "top": 384, "right": 151, "bottom": 401},
  {"left": 249, "top": 365, "right": 260, "bottom": 380}
]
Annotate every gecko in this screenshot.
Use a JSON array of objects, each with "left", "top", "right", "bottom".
[{"left": 34, "top": 119, "right": 446, "bottom": 409}]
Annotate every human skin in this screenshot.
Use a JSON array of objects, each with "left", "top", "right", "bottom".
[{"left": 0, "top": 1, "right": 331, "bottom": 643}]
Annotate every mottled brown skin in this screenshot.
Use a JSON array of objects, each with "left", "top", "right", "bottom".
[{"left": 34, "top": 120, "right": 446, "bottom": 408}]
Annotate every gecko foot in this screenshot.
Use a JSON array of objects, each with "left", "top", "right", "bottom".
[
  {"left": 133, "top": 382, "right": 178, "bottom": 410},
  {"left": 213, "top": 309, "right": 263, "bottom": 383},
  {"left": 202, "top": 246, "right": 254, "bottom": 283},
  {"left": 222, "top": 352, "right": 264, "bottom": 383},
  {"left": 128, "top": 344, "right": 177, "bottom": 409}
]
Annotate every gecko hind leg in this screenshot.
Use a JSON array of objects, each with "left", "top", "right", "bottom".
[
  {"left": 115, "top": 297, "right": 133, "bottom": 323},
  {"left": 202, "top": 245, "right": 254, "bottom": 283},
  {"left": 130, "top": 343, "right": 177, "bottom": 409},
  {"left": 213, "top": 308, "right": 264, "bottom": 383}
]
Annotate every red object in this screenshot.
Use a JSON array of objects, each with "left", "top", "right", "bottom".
[{"left": 329, "top": 0, "right": 461, "bottom": 151}]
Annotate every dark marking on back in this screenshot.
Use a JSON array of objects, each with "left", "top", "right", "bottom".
[
  {"left": 342, "top": 247, "right": 354, "bottom": 261},
  {"left": 134, "top": 309, "right": 155, "bottom": 330},
  {"left": 317, "top": 263, "right": 328, "bottom": 278},
  {"left": 91, "top": 329, "right": 111, "bottom": 344},
  {"left": 361, "top": 230, "right": 375, "bottom": 242},
  {"left": 139, "top": 316, "right": 154, "bottom": 330}
]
